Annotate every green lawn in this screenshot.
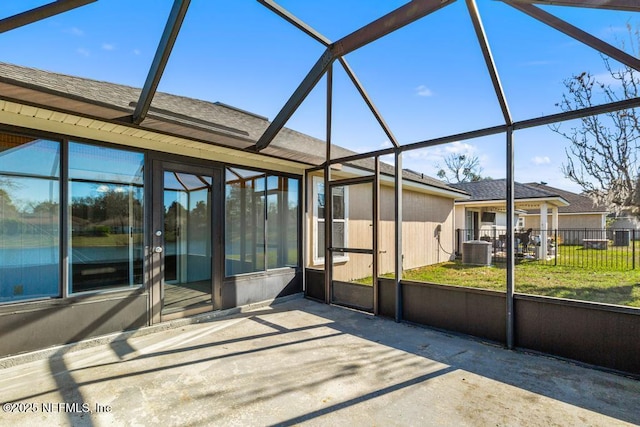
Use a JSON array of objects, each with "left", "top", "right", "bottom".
[
  {"left": 547, "top": 241, "right": 640, "bottom": 269},
  {"left": 390, "top": 260, "right": 640, "bottom": 308}
]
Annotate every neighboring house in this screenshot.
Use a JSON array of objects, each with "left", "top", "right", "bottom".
[
  {"left": 450, "top": 179, "right": 569, "bottom": 235},
  {"left": 450, "top": 179, "right": 570, "bottom": 256},
  {"left": 450, "top": 179, "right": 616, "bottom": 250},
  {"left": 521, "top": 183, "right": 608, "bottom": 244},
  {"left": 0, "top": 62, "right": 465, "bottom": 357}
]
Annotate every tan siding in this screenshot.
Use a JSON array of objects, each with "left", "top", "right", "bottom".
[
  {"left": 307, "top": 174, "right": 456, "bottom": 281},
  {"left": 525, "top": 214, "right": 604, "bottom": 230}
]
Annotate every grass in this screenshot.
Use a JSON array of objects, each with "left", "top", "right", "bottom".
[
  {"left": 548, "top": 241, "right": 640, "bottom": 270},
  {"left": 383, "top": 260, "right": 640, "bottom": 308}
]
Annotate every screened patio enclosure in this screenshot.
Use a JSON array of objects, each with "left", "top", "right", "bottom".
[{"left": 1, "top": 0, "right": 639, "bottom": 375}]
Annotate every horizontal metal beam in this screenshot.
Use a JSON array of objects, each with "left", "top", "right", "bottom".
[
  {"left": 254, "top": 49, "right": 335, "bottom": 151},
  {"left": 326, "top": 146, "right": 397, "bottom": 167},
  {"left": 328, "top": 175, "right": 375, "bottom": 187},
  {"left": 133, "top": 0, "right": 190, "bottom": 125},
  {"left": 0, "top": 0, "right": 96, "bottom": 33},
  {"left": 331, "top": 0, "right": 456, "bottom": 57},
  {"left": 513, "top": 96, "right": 640, "bottom": 130},
  {"left": 506, "top": 0, "right": 640, "bottom": 12},
  {"left": 507, "top": 2, "right": 640, "bottom": 72},
  {"left": 257, "top": 0, "right": 330, "bottom": 46},
  {"left": 400, "top": 124, "right": 509, "bottom": 154},
  {"left": 327, "top": 96, "right": 640, "bottom": 165},
  {"left": 339, "top": 58, "right": 400, "bottom": 147},
  {"left": 330, "top": 247, "right": 375, "bottom": 255}
]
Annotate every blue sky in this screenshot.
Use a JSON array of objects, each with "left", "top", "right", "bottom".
[{"left": 1, "top": 0, "right": 638, "bottom": 192}]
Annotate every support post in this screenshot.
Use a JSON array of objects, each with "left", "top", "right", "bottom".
[
  {"left": 551, "top": 207, "right": 559, "bottom": 233},
  {"left": 394, "top": 150, "right": 403, "bottom": 322},
  {"left": 540, "top": 202, "right": 548, "bottom": 259},
  {"left": 506, "top": 128, "right": 515, "bottom": 349},
  {"left": 324, "top": 65, "right": 333, "bottom": 305},
  {"left": 373, "top": 157, "right": 380, "bottom": 315},
  {"left": 555, "top": 228, "right": 558, "bottom": 266},
  {"left": 633, "top": 229, "right": 636, "bottom": 270}
]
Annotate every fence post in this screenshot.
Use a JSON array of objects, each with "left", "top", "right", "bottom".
[
  {"left": 633, "top": 229, "right": 636, "bottom": 270},
  {"left": 554, "top": 228, "right": 558, "bottom": 266}
]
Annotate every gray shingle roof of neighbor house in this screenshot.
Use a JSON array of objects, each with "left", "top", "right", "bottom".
[
  {"left": 0, "top": 62, "right": 466, "bottom": 196},
  {"left": 449, "top": 179, "right": 564, "bottom": 202},
  {"left": 523, "top": 182, "right": 608, "bottom": 214}
]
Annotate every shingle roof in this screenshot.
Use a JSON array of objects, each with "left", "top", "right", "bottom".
[
  {"left": 449, "top": 179, "right": 560, "bottom": 201},
  {"left": 523, "top": 183, "right": 607, "bottom": 214},
  {"left": 0, "top": 62, "right": 465, "bottom": 196}
]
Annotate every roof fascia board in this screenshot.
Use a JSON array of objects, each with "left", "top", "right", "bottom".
[
  {"left": 0, "top": 99, "right": 318, "bottom": 168},
  {"left": 0, "top": 90, "right": 256, "bottom": 144},
  {"left": 338, "top": 164, "right": 470, "bottom": 200},
  {"left": 522, "top": 211, "right": 609, "bottom": 216},
  {"left": 0, "top": 102, "right": 308, "bottom": 172},
  {"left": 456, "top": 196, "right": 570, "bottom": 207}
]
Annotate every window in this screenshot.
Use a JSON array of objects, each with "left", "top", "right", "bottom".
[
  {"left": 225, "top": 168, "right": 265, "bottom": 275},
  {"left": 481, "top": 211, "right": 496, "bottom": 223},
  {"left": 225, "top": 168, "right": 299, "bottom": 276},
  {"left": 312, "top": 176, "right": 348, "bottom": 264},
  {"left": 0, "top": 133, "right": 60, "bottom": 303},
  {"left": 68, "top": 142, "right": 144, "bottom": 293},
  {"left": 266, "top": 176, "right": 299, "bottom": 269}
]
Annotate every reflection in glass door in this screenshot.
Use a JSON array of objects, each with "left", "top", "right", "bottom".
[{"left": 161, "top": 170, "right": 212, "bottom": 314}]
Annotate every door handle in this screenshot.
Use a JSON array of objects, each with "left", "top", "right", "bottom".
[{"left": 154, "top": 246, "right": 163, "bottom": 254}]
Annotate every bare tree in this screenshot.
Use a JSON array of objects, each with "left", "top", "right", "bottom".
[
  {"left": 436, "top": 153, "right": 484, "bottom": 183},
  {"left": 551, "top": 26, "right": 640, "bottom": 220}
]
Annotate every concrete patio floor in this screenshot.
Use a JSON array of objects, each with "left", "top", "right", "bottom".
[{"left": 0, "top": 296, "right": 638, "bottom": 427}]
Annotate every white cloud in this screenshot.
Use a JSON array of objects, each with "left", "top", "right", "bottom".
[
  {"left": 401, "top": 141, "right": 490, "bottom": 178},
  {"left": 532, "top": 156, "right": 551, "bottom": 165},
  {"left": 64, "top": 27, "right": 84, "bottom": 36},
  {"left": 415, "top": 85, "right": 433, "bottom": 97},
  {"left": 520, "top": 60, "right": 554, "bottom": 67},
  {"left": 379, "top": 139, "right": 393, "bottom": 149},
  {"left": 445, "top": 141, "right": 476, "bottom": 155},
  {"left": 102, "top": 43, "right": 116, "bottom": 51},
  {"left": 76, "top": 48, "right": 90, "bottom": 57},
  {"left": 592, "top": 71, "right": 623, "bottom": 88}
]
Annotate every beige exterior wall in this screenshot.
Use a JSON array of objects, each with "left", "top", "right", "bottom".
[
  {"left": 524, "top": 214, "right": 604, "bottom": 230},
  {"left": 454, "top": 205, "right": 466, "bottom": 234},
  {"left": 307, "top": 173, "right": 456, "bottom": 282}
]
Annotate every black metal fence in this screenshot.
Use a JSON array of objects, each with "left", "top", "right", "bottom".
[{"left": 456, "top": 228, "right": 638, "bottom": 270}]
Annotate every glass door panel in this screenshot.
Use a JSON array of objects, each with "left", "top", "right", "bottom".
[{"left": 161, "top": 170, "right": 213, "bottom": 315}]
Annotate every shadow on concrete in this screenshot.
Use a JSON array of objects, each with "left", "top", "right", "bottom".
[{"left": 3, "top": 298, "right": 639, "bottom": 425}]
